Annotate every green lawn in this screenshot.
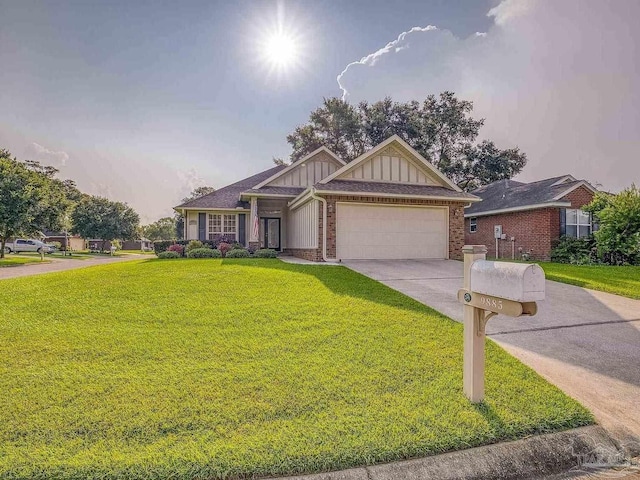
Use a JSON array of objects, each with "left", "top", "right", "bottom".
[
  {"left": 539, "top": 263, "right": 640, "bottom": 299},
  {"left": 0, "top": 259, "right": 592, "bottom": 479},
  {"left": 119, "top": 249, "right": 156, "bottom": 255},
  {"left": 0, "top": 255, "right": 47, "bottom": 267}
]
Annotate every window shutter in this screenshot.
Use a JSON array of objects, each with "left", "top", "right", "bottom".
[
  {"left": 559, "top": 208, "right": 566, "bottom": 236},
  {"left": 198, "top": 213, "right": 207, "bottom": 241},
  {"left": 238, "top": 214, "right": 246, "bottom": 245}
]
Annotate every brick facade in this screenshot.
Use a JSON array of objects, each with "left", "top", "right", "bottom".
[
  {"left": 287, "top": 195, "right": 467, "bottom": 262},
  {"left": 284, "top": 248, "right": 323, "bottom": 262},
  {"left": 464, "top": 186, "right": 594, "bottom": 261}
]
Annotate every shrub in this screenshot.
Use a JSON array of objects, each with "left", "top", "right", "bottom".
[
  {"left": 551, "top": 236, "right": 598, "bottom": 265},
  {"left": 157, "top": 251, "right": 180, "bottom": 259},
  {"left": 154, "top": 240, "right": 188, "bottom": 255},
  {"left": 187, "top": 248, "right": 221, "bottom": 258},
  {"left": 186, "top": 240, "right": 207, "bottom": 253},
  {"left": 254, "top": 248, "right": 278, "bottom": 258},
  {"left": 226, "top": 248, "right": 250, "bottom": 258},
  {"left": 218, "top": 242, "right": 232, "bottom": 257},
  {"left": 167, "top": 244, "right": 184, "bottom": 256},
  {"left": 208, "top": 234, "right": 237, "bottom": 248}
]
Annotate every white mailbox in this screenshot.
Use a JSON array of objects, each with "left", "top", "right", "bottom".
[
  {"left": 459, "top": 246, "right": 547, "bottom": 404},
  {"left": 470, "top": 260, "right": 545, "bottom": 303}
]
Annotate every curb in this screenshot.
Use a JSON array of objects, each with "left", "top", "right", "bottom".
[{"left": 271, "top": 426, "right": 618, "bottom": 480}]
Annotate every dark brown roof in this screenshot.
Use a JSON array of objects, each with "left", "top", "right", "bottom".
[
  {"left": 175, "top": 166, "right": 286, "bottom": 209},
  {"left": 465, "top": 175, "right": 594, "bottom": 215},
  {"left": 316, "top": 180, "right": 479, "bottom": 200}
]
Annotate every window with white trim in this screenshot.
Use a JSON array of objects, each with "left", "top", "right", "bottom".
[
  {"left": 566, "top": 209, "right": 591, "bottom": 238},
  {"left": 470, "top": 217, "right": 477, "bottom": 233},
  {"left": 208, "top": 214, "right": 237, "bottom": 239}
]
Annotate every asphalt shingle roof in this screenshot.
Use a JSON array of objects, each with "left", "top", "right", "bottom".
[
  {"left": 241, "top": 186, "right": 306, "bottom": 196},
  {"left": 317, "top": 180, "right": 479, "bottom": 200},
  {"left": 175, "top": 165, "right": 286, "bottom": 209},
  {"left": 465, "top": 175, "right": 588, "bottom": 215}
]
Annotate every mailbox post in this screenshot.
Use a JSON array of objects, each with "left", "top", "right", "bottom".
[
  {"left": 462, "top": 245, "right": 488, "bottom": 402},
  {"left": 460, "top": 245, "right": 545, "bottom": 403}
]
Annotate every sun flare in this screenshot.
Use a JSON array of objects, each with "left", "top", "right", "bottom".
[{"left": 263, "top": 32, "right": 298, "bottom": 68}]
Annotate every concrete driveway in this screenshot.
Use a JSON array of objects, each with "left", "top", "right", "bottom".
[{"left": 344, "top": 259, "right": 640, "bottom": 454}]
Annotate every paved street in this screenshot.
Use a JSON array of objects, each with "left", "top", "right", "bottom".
[{"left": 344, "top": 259, "right": 640, "bottom": 455}]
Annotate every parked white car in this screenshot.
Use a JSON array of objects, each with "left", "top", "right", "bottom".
[{"left": 4, "top": 239, "right": 56, "bottom": 254}]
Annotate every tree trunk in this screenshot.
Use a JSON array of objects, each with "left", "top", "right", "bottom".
[
  {"left": 101, "top": 239, "right": 106, "bottom": 253},
  {"left": 0, "top": 237, "right": 5, "bottom": 259}
]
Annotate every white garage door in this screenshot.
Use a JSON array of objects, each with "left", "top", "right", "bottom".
[{"left": 336, "top": 203, "right": 448, "bottom": 260}]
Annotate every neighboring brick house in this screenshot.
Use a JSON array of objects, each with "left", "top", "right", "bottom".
[
  {"left": 42, "top": 231, "right": 86, "bottom": 251},
  {"left": 464, "top": 175, "right": 598, "bottom": 261},
  {"left": 175, "top": 135, "right": 479, "bottom": 261}
]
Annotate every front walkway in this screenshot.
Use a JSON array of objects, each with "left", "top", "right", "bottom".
[
  {"left": 344, "top": 259, "right": 640, "bottom": 455},
  {"left": 0, "top": 254, "right": 145, "bottom": 280}
]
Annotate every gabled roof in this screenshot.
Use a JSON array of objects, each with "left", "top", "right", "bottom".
[
  {"left": 252, "top": 146, "right": 346, "bottom": 189},
  {"left": 175, "top": 165, "right": 285, "bottom": 210},
  {"left": 465, "top": 175, "right": 597, "bottom": 217},
  {"left": 318, "top": 135, "right": 463, "bottom": 192}
]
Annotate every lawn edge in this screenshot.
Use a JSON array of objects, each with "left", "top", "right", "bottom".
[{"left": 273, "top": 425, "right": 618, "bottom": 480}]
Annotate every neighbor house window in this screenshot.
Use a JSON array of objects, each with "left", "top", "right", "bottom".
[
  {"left": 208, "top": 214, "right": 236, "bottom": 240},
  {"left": 470, "top": 217, "right": 477, "bottom": 233},
  {"left": 566, "top": 209, "right": 591, "bottom": 238}
]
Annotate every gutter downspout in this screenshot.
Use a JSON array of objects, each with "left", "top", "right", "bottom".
[{"left": 309, "top": 187, "right": 340, "bottom": 263}]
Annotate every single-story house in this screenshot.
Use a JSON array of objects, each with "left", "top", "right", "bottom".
[
  {"left": 42, "top": 231, "right": 86, "bottom": 251},
  {"left": 175, "top": 135, "right": 480, "bottom": 262},
  {"left": 87, "top": 239, "right": 114, "bottom": 252},
  {"left": 464, "top": 175, "right": 598, "bottom": 260},
  {"left": 122, "top": 239, "right": 154, "bottom": 251}
]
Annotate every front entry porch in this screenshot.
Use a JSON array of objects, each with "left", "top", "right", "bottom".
[
  {"left": 261, "top": 217, "right": 281, "bottom": 251},
  {"left": 248, "top": 197, "right": 290, "bottom": 252}
]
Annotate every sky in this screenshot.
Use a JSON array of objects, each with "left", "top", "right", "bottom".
[{"left": 1, "top": 0, "right": 638, "bottom": 223}]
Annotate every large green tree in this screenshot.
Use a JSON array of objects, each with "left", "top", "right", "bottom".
[
  {"left": 141, "top": 217, "right": 177, "bottom": 242},
  {"left": 0, "top": 151, "right": 71, "bottom": 258},
  {"left": 71, "top": 196, "right": 140, "bottom": 251},
  {"left": 286, "top": 93, "right": 527, "bottom": 191},
  {"left": 585, "top": 185, "right": 640, "bottom": 265}
]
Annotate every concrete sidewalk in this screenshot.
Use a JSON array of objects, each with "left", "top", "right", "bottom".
[
  {"left": 0, "top": 254, "right": 145, "bottom": 280},
  {"left": 344, "top": 259, "right": 640, "bottom": 454}
]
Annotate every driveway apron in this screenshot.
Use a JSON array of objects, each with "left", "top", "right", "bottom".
[{"left": 344, "top": 259, "right": 640, "bottom": 454}]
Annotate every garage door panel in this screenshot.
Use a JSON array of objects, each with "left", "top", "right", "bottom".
[{"left": 336, "top": 203, "right": 448, "bottom": 260}]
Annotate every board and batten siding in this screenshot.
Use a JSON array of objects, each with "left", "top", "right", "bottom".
[
  {"left": 287, "top": 200, "right": 319, "bottom": 248},
  {"left": 268, "top": 153, "right": 340, "bottom": 187},
  {"left": 338, "top": 147, "right": 439, "bottom": 185}
]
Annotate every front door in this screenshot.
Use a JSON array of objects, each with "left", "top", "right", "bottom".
[{"left": 263, "top": 218, "right": 281, "bottom": 251}]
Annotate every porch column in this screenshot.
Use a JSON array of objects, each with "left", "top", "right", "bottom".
[{"left": 249, "top": 197, "right": 260, "bottom": 246}]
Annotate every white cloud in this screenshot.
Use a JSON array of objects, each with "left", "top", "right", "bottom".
[
  {"left": 335, "top": 0, "right": 640, "bottom": 193},
  {"left": 486, "top": 0, "right": 533, "bottom": 25},
  {"left": 27, "top": 142, "right": 69, "bottom": 167},
  {"left": 336, "top": 25, "right": 438, "bottom": 100}
]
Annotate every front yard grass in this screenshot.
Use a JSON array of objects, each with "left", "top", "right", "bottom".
[
  {"left": 0, "top": 255, "right": 47, "bottom": 267},
  {"left": 0, "top": 259, "right": 593, "bottom": 479},
  {"left": 539, "top": 263, "right": 640, "bottom": 299}
]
